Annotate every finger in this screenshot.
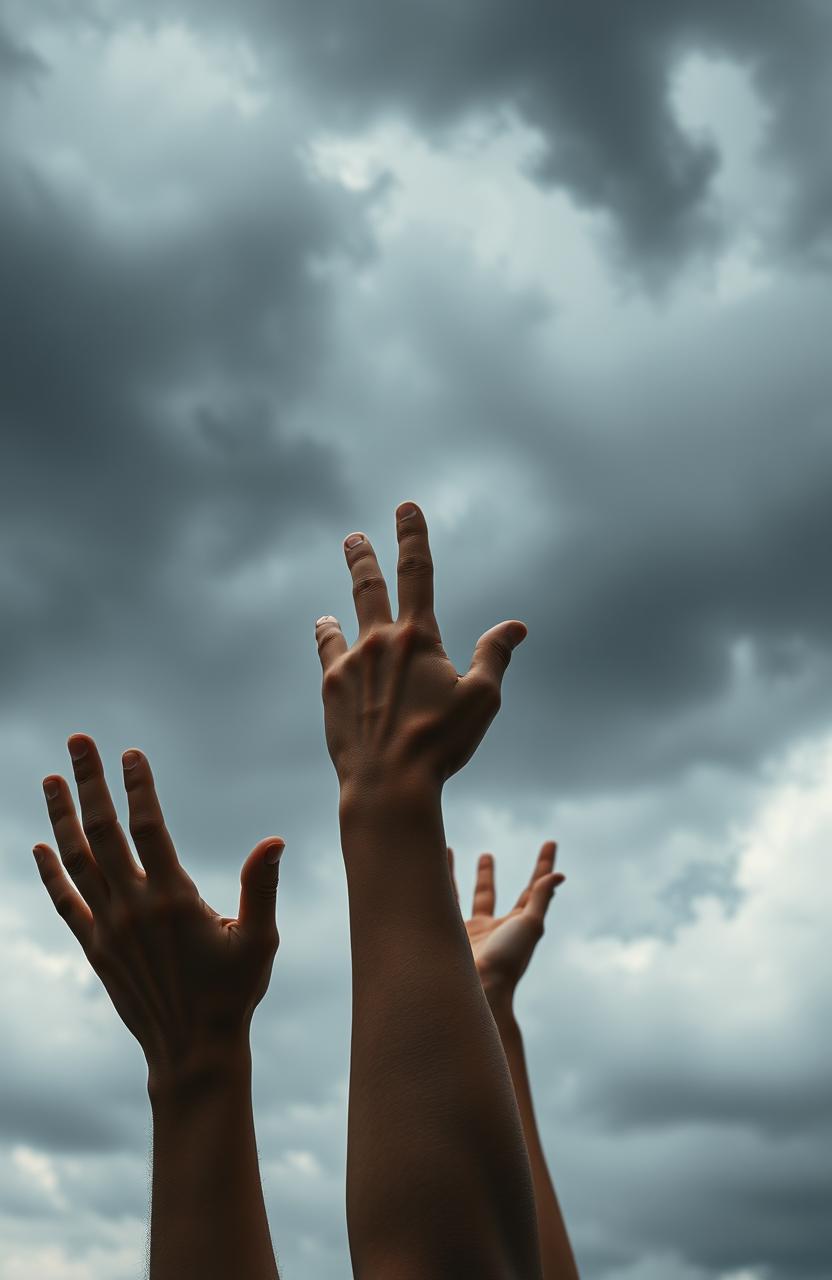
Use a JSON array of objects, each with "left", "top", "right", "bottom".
[
  {"left": 121, "top": 749, "right": 183, "bottom": 881},
  {"left": 67, "top": 735, "right": 141, "bottom": 888},
  {"left": 344, "top": 533, "right": 393, "bottom": 635},
  {"left": 316, "top": 616, "right": 348, "bottom": 673},
  {"left": 514, "top": 840, "right": 558, "bottom": 911},
  {"left": 471, "top": 852, "right": 496, "bottom": 917},
  {"left": 524, "top": 871, "right": 565, "bottom": 927},
  {"left": 464, "top": 620, "right": 528, "bottom": 693},
  {"left": 42, "top": 775, "right": 109, "bottom": 914},
  {"left": 33, "top": 844, "right": 94, "bottom": 949},
  {"left": 395, "top": 502, "right": 437, "bottom": 629},
  {"left": 447, "top": 846, "right": 460, "bottom": 904},
  {"left": 237, "top": 838, "right": 284, "bottom": 944}
]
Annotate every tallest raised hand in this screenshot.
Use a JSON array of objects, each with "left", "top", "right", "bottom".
[
  {"left": 317, "top": 503, "right": 542, "bottom": 1280},
  {"left": 316, "top": 500, "right": 528, "bottom": 801}
]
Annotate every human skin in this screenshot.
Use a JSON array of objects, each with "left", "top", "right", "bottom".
[
  {"left": 33, "top": 734, "right": 282, "bottom": 1280},
  {"left": 315, "top": 501, "right": 543, "bottom": 1280},
  {"left": 449, "top": 841, "right": 581, "bottom": 1280}
]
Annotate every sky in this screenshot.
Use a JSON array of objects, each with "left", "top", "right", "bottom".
[{"left": 1, "top": 2, "right": 831, "bottom": 1277}]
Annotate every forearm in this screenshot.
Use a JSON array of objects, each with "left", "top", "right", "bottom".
[
  {"left": 341, "top": 789, "right": 542, "bottom": 1280},
  {"left": 487, "top": 992, "right": 580, "bottom": 1280},
  {"left": 148, "top": 1042, "right": 279, "bottom": 1280}
]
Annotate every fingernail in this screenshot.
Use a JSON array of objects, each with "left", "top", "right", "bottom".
[
  {"left": 42, "top": 778, "right": 60, "bottom": 800},
  {"left": 397, "top": 502, "right": 417, "bottom": 520},
  {"left": 344, "top": 533, "right": 364, "bottom": 549},
  {"left": 68, "top": 736, "right": 88, "bottom": 761},
  {"left": 265, "top": 842, "right": 284, "bottom": 864},
  {"left": 32, "top": 846, "right": 45, "bottom": 865},
  {"left": 122, "top": 751, "right": 140, "bottom": 771},
  {"left": 316, "top": 616, "right": 335, "bottom": 627}
]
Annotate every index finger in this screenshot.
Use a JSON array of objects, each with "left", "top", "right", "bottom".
[
  {"left": 514, "top": 840, "right": 557, "bottom": 911},
  {"left": 395, "top": 502, "right": 438, "bottom": 630}
]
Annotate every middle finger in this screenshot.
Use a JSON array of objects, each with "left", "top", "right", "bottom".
[{"left": 67, "top": 735, "right": 143, "bottom": 889}]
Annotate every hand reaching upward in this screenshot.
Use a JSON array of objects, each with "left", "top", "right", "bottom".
[
  {"left": 33, "top": 733, "right": 283, "bottom": 1280},
  {"left": 316, "top": 501, "right": 528, "bottom": 805},
  {"left": 449, "top": 840, "right": 581, "bottom": 1279},
  {"left": 34, "top": 734, "right": 283, "bottom": 1092},
  {"left": 448, "top": 841, "right": 564, "bottom": 1002}
]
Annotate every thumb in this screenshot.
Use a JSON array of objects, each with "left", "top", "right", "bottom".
[
  {"left": 238, "top": 838, "right": 285, "bottom": 942},
  {"left": 466, "top": 620, "right": 528, "bottom": 689},
  {"left": 525, "top": 871, "right": 565, "bottom": 927}
]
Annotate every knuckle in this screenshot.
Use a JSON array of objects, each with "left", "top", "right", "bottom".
[
  {"left": 396, "top": 553, "right": 433, "bottom": 580},
  {"left": 248, "top": 878, "right": 278, "bottom": 903},
  {"left": 61, "top": 845, "right": 89, "bottom": 880},
  {"left": 54, "top": 895, "right": 75, "bottom": 921},
  {"left": 490, "top": 637, "right": 513, "bottom": 670},
  {"left": 85, "top": 937, "right": 106, "bottom": 969},
  {"left": 352, "top": 573, "right": 387, "bottom": 601},
  {"left": 358, "top": 629, "right": 385, "bottom": 657},
  {"left": 149, "top": 883, "right": 194, "bottom": 915},
  {"left": 129, "top": 811, "right": 163, "bottom": 843},
  {"left": 82, "top": 811, "right": 118, "bottom": 843},
  {"left": 322, "top": 665, "right": 346, "bottom": 697},
  {"left": 317, "top": 627, "right": 342, "bottom": 653},
  {"left": 395, "top": 620, "right": 423, "bottom": 651},
  {"left": 252, "top": 924, "right": 280, "bottom": 958},
  {"left": 469, "top": 675, "right": 502, "bottom": 714}
]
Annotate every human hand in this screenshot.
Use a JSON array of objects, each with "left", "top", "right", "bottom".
[
  {"left": 448, "top": 841, "right": 564, "bottom": 1005},
  {"left": 315, "top": 502, "right": 528, "bottom": 809},
  {"left": 34, "top": 734, "right": 284, "bottom": 1095}
]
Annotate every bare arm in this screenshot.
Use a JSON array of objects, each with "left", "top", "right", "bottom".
[
  {"left": 34, "top": 735, "right": 282, "bottom": 1280},
  {"left": 316, "top": 502, "right": 542, "bottom": 1280},
  {"left": 450, "top": 842, "right": 580, "bottom": 1280}
]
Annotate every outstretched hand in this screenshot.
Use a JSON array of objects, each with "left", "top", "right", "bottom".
[
  {"left": 315, "top": 502, "right": 528, "bottom": 807},
  {"left": 34, "top": 734, "right": 284, "bottom": 1094},
  {"left": 449, "top": 841, "right": 564, "bottom": 1003}
]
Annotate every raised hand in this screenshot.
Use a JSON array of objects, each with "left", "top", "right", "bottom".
[
  {"left": 449, "top": 841, "right": 564, "bottom": 1003},
  {"left": 450, "top": 841, "right": 581, "bottom": 1280},
  {"left": 34, "top": 734, "right": 283, "bottom": 1092},
  {"left": 317, "top": 504, "right": 543, "bottom": 1280},
  {"left": 315, "top": 501, "right": 528, "bottom": 806}
]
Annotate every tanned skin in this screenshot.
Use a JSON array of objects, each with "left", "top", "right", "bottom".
[
  {"left": 33, "top": 734, "right": 281, "bottom": 1280},
  {"left": 315, "top": 501, "right": 543, "bottom": 1280},
  {"left": 449, "top": 841, "right": 581, "bottom": 1280}
]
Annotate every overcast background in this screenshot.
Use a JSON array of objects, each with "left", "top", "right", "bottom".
[{"left": 2, "top": 2, "right": 831, "bottom": 1277}]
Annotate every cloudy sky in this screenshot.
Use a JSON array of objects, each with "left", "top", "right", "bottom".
[{"left": 2, "top": 2, "right": 831, "bottom": 1277}]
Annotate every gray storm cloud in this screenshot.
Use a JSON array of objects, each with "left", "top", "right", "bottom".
[{"left": 1, "top": 3, "right": 830, "bottom": 1278}]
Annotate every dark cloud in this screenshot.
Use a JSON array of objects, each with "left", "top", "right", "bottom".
[
  {"left": 0, "top": 22, "right": 46, "bottom": 85},
  {"left": 0, "top": 4, "right": 830, "bottom": 1280},
  {"left": 110, "top": 0, "right": 832, "bottom": 281}
]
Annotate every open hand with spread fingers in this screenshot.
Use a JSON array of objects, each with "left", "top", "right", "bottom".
[
  {"left": 450, "top": 841, "right": 581, "bottom": 1280},
  {"left": 34, "top": 734, "right": 284, "bottom": 1094},
  {"left": 315, "top": 501, "right": 528, "bottom": 808},
  {"left": 317, "top": 503, "right": 545, "bottom": 1280},
  {"left": 448, "top": 840, "right": 565, "bottom": 1005},
  {"left": 34, "top": 733, "right": 284, "bottom": 1279}
]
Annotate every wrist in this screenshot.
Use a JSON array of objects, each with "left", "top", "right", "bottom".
[
  {"left": 338, "top": 772, "right": 443, "bottom": 832},
  {"left": 147, "top": 1036, "right": 252, "bottom": 1109},
  {"left": 482, "top": 977, "right": 518, "bottom": 1028}
]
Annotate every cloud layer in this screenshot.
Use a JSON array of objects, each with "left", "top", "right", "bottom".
[{"left": 1, "top": 4, "right": 830, "bottom": 1278}]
